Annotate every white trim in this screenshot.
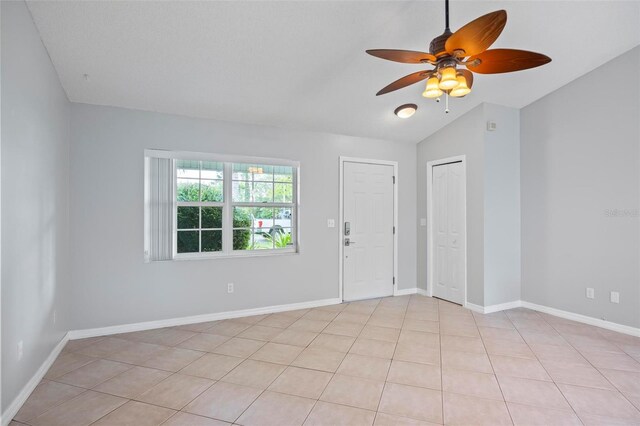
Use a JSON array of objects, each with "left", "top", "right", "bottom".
[
  {"left": 521, "top": 301, "right": 640, "bottom": 337},
  {"left": 426, "top": 155, "right": 467, "bottom": 305},
  {"left": 393, "top": 287, "right": 418, "bottom": 296},
  {"left": 391, "top": 287, "right": 430, "bottom": 297},
  {"left": 68, "top": 297, "right": 341, "bottom": 340},
  {"left": 5, "top": 297, "right": 639, "bottom": 425},
  {"left": 463, "top": 299, "right": 640, "bottom": 337},
  {"left": 465, "top": 300, "right": 522, "bottom": 314},
  {"left": 143, "top": 156, "right": 151, "bottom": 261},
  {"left": 169, "top": 157, "right": 299, "bottom": 260},
  {"left": 143, "top": 151, "right": 301, "bottom": 261},
  {"left": 484, "top": 300, "right": 522, "bottom": 314},
  {"left": 416, "top": 288, "right": 430, "bottom": 297},
  {"left": 464, "top": 302, "right": 486, "bottom": 314},
  {"left": 171, "top": 249, "right": 298, "bottom": 261},
  {"left": 144, "top": 149, "right": 300, "bottom": 168},
  {"left": 339, "top": 157, "right": 399, "bottom": 303},
  {"left": 1, "top": 333, "right": 70, "bottom": 426}
]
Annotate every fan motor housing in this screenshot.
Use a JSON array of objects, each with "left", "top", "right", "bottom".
[{"left": 429, "top": 29, "right": 452, "bottom": 57}]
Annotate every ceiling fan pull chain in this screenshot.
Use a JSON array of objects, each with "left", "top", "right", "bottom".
[{"left": 445, "top": 92, "right": 450, "bottom": 114}]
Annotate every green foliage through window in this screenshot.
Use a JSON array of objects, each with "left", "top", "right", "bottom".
[
  {"left": 175, "top": 159, "right": 295, "bottom": 255},
  {"left": 177, "top": 206, "right": 251, "bottom": 253}
]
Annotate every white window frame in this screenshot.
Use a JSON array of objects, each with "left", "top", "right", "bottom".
[
  {"left": 174, "top": 160, "right": 225, "bottom": 257},
  {"left": 145, "top": 149, "right": 299, "bottom": 260}
]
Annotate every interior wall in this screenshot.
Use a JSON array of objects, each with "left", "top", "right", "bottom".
[
  {"left": 483, "top": 104, "right": 521, "bottom": 306},
  {"left": 521, "top": 46, "right": 640, "bottom": 328},
  {"left": 68, "top": 103, "right": 417, "bottom": 330},
  {"left": 416, "top": 103, "right": 522, "bottom": 308},
  {"left": 416, "top": 105, "right": 486, "bottom": 306},
  {"left": 1, "top": 1, "right": 71, "bottom": 412}
]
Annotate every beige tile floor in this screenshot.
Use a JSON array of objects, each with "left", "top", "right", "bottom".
[{"left": 11, "top": 295, "right": 640, "bottom": 426}]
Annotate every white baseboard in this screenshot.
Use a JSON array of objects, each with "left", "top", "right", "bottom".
[
  {"left": 392, "top": 287, "right": 429, "bottom": 297},
  {"left": 464, "top": 300, "right": 521, "bottom": 314},
  {"left": 393, "top": 287, "right": 418, "bottom": 296},
  {"left": 521, "top": 301, "right": 640, "bottom": 337},
  {"left": 464, "top": 302, "right": 485, "bottom": 313},
  {"left": 464, "top": 299, "right": 639, "bottom": 337},
  {"left": 68, "top": 297, "right": 342, "bottom": 340},
  {"left": 6, "top": 294, "right": 638, "bottom": 426},
  {"left": 483, "top": 300, "right": 523, "bottom": 314},
  {"left": 1, "top": 333, "right": 70, "bottom": 426}
]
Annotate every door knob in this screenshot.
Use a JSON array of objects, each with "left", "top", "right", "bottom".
[{"left": 345, "top": 238, "right": 357, "bottom": 246}]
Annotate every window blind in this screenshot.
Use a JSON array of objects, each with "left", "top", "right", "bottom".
[{"left": 147, "top": 157, "right": 174, "bottom": 261}]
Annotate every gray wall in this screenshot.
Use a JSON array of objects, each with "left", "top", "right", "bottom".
[
  {"left": 68, "top": 104, "right": 417, "bottom": 330},
  {"left": 417, "top": 105, "right": 486, "bottom": 305},
  {"left": 1, "top": 1, "right": 71, "bottom": 412},
  {"left": 521, "top": 46, "right": 640, "bottom": 328},
  {"left": 484, "top": 104, "right": 521, "bottom": 306},
  {"left": 416, "top": 103, "right": 522, "bottom": 308}
]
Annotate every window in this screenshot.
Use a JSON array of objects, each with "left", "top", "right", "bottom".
[
  {"left": 232, "top": 164, "right": 295, "bottom": 251},
  {"left": 176, "top": 160, "right": 224, "bottom": 254},
  {"left": 143, "top": 152, "right": 298, "bottom": 260}
]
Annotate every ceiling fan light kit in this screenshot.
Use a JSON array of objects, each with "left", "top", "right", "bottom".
[
  {"left": 422, "top": 76, "right": 443, "bottom": 99},
  {"left": 367, "top": 0, "right": 551, "bottom": 113}
]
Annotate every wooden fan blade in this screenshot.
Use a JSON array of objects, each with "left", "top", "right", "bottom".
[
  {"left": 376, "top": 70, "right": 432, "bottom": 96},
  {"left": 445, "top": 10, "right": 507, "bottom": 57},
  {"left": 366, "top": 49, "right": 436, "bottom": 64},
  {"left": 466, "top": 49, "right": 551, "bottom": 74}
]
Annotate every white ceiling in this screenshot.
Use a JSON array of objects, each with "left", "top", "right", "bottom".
[{"left": 27, "top": 1, "right": 640, "bottom": 143}]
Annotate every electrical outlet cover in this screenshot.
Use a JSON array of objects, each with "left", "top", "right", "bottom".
[
  {"left": 586, "top": 288, "right": 595, "bottom": 299},
  {"left": 610, "top": 291, "right": 620, "bottom": 303}
]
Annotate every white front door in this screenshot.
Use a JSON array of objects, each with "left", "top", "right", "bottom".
[
  {"left": 343, "top": 161, "right": 394, "bottom": 301},
  {"left": 432, "top": 161, "right": 466, "bottom": 305}
]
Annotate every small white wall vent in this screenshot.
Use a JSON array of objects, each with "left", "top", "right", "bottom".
[{"left": 486, "top": 121, "right": 497, "bottom": 131}]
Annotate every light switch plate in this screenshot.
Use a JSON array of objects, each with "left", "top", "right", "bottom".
[
  {"left": 327, "top": 219, "right": 335, "bottom": 228},
  {"left": 420, "top": 218, "right": 427, "bottom": 226},
  {"left": 586, "top": 288, "right": 594, "bottom": 299}
]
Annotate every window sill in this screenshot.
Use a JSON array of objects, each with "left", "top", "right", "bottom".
[{"left": 171, "top": 248, "right": 299, "bottom": 261}]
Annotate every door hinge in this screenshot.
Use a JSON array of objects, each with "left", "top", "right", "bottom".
[
  {"left": 393, "top": 226, "right": 396, "bottom": 234},
  {"left": 393, "top": 277, "right": 396, "bottom": 285},
  {"left": 392, "top": 176, "right": 396, "bottom": 184}
]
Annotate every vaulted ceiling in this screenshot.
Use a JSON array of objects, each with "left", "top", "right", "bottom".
[{"left": 27, "top": 1, "right": 640, "bottom": 143}]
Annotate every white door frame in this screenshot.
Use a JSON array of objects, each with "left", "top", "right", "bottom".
[
  {"left": 426, "top": 155, "right": 468, "bottom": 306},
  {"left": 339, "top": 157, "right": 399, "bottom": 302}
]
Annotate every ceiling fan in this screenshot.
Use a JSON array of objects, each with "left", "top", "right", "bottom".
[{"left": 366, "top": 0, "right": 551, "bottom": 111}]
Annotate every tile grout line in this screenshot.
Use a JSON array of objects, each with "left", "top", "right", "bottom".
[
  {"left": 475, "top": 310, "right": 525, "bottom": 425},
  {"left": 372, "top": 296, "right": 408, "bottom": 424},
  {"left": 17, "top": 387, "right": 91, "bottom": 425},
  {"left": 19, "top": 296, "right": 639, "bottom": 425},
  {"left": 76, "top": 314, "right": 290, "bottom": 425},
  {"left": 299, "top": 299, "right": 362, "bottom": 425},
  {"left": 229, "top": 306, "right": 337, "bottom": 426},
  {"left": 535, "top": 312, "right": 640, "bottom": 422},
  {"left": 505, "top": 310, "right": 584, "bottom": 425},
  {"left": 438, "top": 301, "right": 446, "bottom": 426}
]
